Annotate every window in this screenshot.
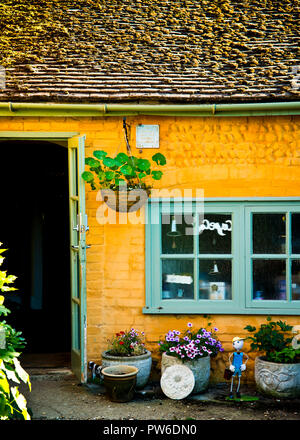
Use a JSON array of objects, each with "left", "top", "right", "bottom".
[{"left": 144, "top": 199, "right": 300, "bottom": 315}]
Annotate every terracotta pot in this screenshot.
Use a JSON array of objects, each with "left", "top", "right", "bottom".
[
  {"left": 102, "top": 365, "right": 138, "bottom": 402},
  {"left": 101, "top": 188, "right": 151, "bottom": 212},
  {"left": 255, "top": 356, "right": 300, "bottom": 398},
  {"left": 161, "top": 352, "right": 210, "bottom": 394},
  {"left": 102, "top": 350, "right": 152, "bottom": 389}
]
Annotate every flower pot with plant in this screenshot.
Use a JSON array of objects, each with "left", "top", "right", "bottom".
[
  {"left": 101, "top": 328, "right": 152, "bottom": 389},
  {"left": 245, "top": 317, "right": 300, "bottom": 398},
  {"left": 158, "top": 322, "right": 224, "bottom": 394},
  {"left": 82, "top": 119, "right": 166, "bottom": 212}
]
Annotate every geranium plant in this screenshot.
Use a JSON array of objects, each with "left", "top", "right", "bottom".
[
  {"left": 244, "top": 316, "right": 300, "bottom": 364},
  {"left": 107, "top": 328, "right": 147, "bottom": 357},
  {"left": 158, "top": 322, "right": 224, "bottom": 361}
]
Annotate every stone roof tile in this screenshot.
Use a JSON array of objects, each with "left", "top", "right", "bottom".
[{"left": 0, "top": 0, "right": 299, "bottom": 103}]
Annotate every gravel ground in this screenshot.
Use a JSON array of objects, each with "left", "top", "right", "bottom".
[{"left": 18, "top": 369, "right": 300, "bottom": 422}]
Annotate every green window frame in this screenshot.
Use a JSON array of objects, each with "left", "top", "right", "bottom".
[{"left": 144, "top": 199, "right": 300, "bottom": 315}]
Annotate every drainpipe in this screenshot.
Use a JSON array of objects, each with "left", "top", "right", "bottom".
[{"left": 0, "top": 101, "right": 299, "bottom": 117}]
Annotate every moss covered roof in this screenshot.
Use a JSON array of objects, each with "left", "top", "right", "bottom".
[{"left": 0, "top": 0, "right": 299, "bottom": 103}]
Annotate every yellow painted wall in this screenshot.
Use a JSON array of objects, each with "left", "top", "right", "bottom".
[{"left": 1, "top": 115, "right": 300, "bottom": 385}]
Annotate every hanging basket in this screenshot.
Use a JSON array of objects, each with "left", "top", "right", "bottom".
[{"left": 101, "top": 187, "right": 151, "bottom": 213}]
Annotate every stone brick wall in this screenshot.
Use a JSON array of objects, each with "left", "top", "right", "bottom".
[{"left": 0, "top": 115, "right": 299, "bottom": 385}]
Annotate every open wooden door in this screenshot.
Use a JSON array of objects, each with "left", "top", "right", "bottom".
[{"left": 68, "top": 135, "right": 87, "bottom": 383}]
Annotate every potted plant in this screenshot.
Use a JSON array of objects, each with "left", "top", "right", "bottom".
[
  {"left": 82, "top": 150, "right": 166, "bottom": 212},
  {"left": 101, "top": 328, "right": 152, "bottom": 389},
  {"left": 158, "top": 322, "right": 224, "bottom": 394},
  {"left": 245, "top": 317, "right": 300, "bottom": 398}
]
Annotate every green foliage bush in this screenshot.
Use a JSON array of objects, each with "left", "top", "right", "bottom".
[
  {"left": 82, "top": 150, "right": 166, "bottom": 191},
  {"left": 244, "top": 316, "right": 300, "bottom": 364},
  {"left": 0, "top": 243, "right": 31, "bottom": 420}
]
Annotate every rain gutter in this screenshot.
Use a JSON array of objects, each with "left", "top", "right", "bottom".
[{"left": 0, "top": 101, "right": 299, "bottom": 117}]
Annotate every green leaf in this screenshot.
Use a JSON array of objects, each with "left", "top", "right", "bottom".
[
  {"left": 138, "top": 172, "right": 147, "bottom": 179},
  {"left": 127, "top": 157, "right": 139, "bottom": 172},
  {"left": 93, "top": 150, "right": 107, "bottom": 160},
  {"left": 152, "top": 153, "right": 166, "bottom": 166},
  {"left": 11, "top": 387, "right": 28, "bottom": 412},
  {"left": 151, "top": 170, "right": 163, "bottom": 180},
  {"left": 85, "top": 157, "right": 100, "bottom": 168},
  {"left": 120, "top": 164, "right": 133, "bottom": 176},
  {"left": 137, "top": 158, "right": 151, "bottom": 171},
  {"left": 103, "top": 157, "right": 116, "bottom": 168},
  {"left": 13, "top": 358, "right": 30, "bottom": 389},
  {"left": 81, "top": 171, "right": 94, "bottom": 183},
  {"left": 97, "top": 171, "right": 106, "bottom": 182},
  {"left": 115, "top": 153, "right": 128, "bottom": 164},
  {"left": 105, "top": 171, "right": 115, "bottom": 181},
  {"left": 0, "top": 371, "right": 9, "bottom": 394}
]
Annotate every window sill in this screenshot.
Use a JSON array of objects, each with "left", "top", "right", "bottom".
[{"left": 142, "top": 305, "right": 300, "bottom": 315}]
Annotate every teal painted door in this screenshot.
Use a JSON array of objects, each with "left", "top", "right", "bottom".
[{"left": 68, "top": 135, "right": 87, "bottom": 382}]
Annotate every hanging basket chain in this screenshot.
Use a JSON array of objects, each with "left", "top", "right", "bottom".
[{"left": 123, "top": 117, "right": 142, "bottom": 189}]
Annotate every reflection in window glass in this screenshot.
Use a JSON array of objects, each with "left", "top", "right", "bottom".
[
  {"left": 198, "top": 259, "right": 232, "bottom": 300},
  {"left": 162, "top": 259, "right": 194, "bottom": 299},
  {"left": 252, "top": 260, "right": 286, "bottom": 300},
  {"left": 253, "top": 214, "right": 286, "bottom": 254},
  {"left": 199, "top": 214, "right": 232, "bottom": 254},
  {"left": 292, "top": 260, "right": 300, "bottom": 301},
  {"left": 162, "top": 214, "right": 193, "bottom": 254},
  {"left": 292, "top": 214, "right": 300, "bottom": 254}
]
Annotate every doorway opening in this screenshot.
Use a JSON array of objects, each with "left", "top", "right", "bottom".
[{"left": 0, "top": 140, "right": 71, "bottom": 368}]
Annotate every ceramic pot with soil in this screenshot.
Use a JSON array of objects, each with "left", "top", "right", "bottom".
[
  {"left": 101, "top": 365, "right": 139, "bottom": 402},
  {"left": 101, "top": 350, "right": 152, "bottom": 389}
]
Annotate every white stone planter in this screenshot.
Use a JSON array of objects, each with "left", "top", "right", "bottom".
[
  {"left": 101, "top": 350, "right": 152, "bottom": 389},
  {"left": 161, "top": 352, "right": 210, "bottom": 394},
  {"left": 255, "top": 356, "right": 300, "bottom": 398}
]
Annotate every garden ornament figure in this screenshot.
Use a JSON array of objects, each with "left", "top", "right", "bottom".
[{"left": 229, "top": 337, "right": 249, "bottom": 399}]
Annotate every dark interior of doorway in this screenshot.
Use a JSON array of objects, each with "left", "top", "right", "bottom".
[{"left": 0, "top": 140, "right": 71, "bottom": 368}]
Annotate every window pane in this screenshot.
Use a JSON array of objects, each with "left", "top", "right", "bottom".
[
  {"left": 253, "top": 214, "right": 286, "bottom": 254},
  {"left": 292, "top": 260, "right": 300, "bottom": 301},
  {"left": 252, "top": 259, "right": 286, "bottom": 300},
  {"left": 162, "top": 214, "right": 193, "bottom": 254},
  {"left": 199, "top": 214, "right": 232, "bottom": 254},
  {"left": 292, "top": 214, "right": 300, "bottom": 254},
  {"left": 162, "top": 259, "right": 194, "bottom": 299},
  {"left": 198, "top": 259, "right": 232, "bottom": 300}
]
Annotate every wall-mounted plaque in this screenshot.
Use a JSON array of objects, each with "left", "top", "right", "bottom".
[{"left": 136, "top": 124, "right": 159, "bottom": 149}]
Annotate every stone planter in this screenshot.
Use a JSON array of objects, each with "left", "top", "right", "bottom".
[
  {"left": 101, "top": 350, "right": 152, "bottom": 389},
  {"left": 255, "top": 356, "right": 300, "bottom": 398},
  {"left": 161, "top": 352, "right": 210, "bottom": 394}
]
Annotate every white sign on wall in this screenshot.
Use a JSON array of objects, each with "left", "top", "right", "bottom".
[{"left": 136, "top": 124, "right": 159, "bottom": 149}]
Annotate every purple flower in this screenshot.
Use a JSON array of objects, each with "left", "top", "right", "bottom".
[{"left": 187, "top": 322, "right": 193, "bottom": 328}]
